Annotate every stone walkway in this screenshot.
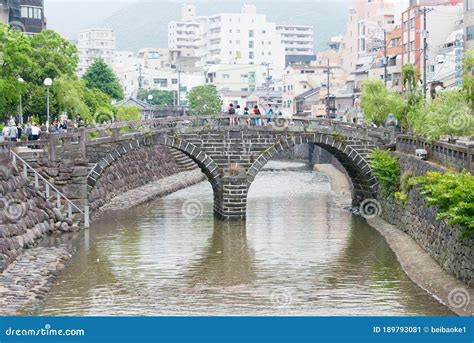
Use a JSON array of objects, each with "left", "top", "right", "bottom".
[
  {"left": 0, "top": 246, "right": 71, "bottom": 315},
  {"left": 99, "top": 169, "right": 206, "bottom": 213}
]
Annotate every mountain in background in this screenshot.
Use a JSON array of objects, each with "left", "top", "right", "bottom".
[{"left": 45, "top": 0, "right": 351, "bottom": 53}]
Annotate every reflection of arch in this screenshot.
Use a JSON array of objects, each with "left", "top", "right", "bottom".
[
  {"left": 247, "top": 134, "right": 378, "bottom": 205},
  {"left": 184, "top": 221, "right": 257, "bottom": 287},
  {"left": 88, "top": 134, "right": 221, "bottom": 192}
]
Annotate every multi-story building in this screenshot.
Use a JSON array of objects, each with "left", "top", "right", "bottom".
[
  {"left": 77, "top": 28, "right": 116, "bottom": 76},
  {"left": 169, "top": 4, "right": 287, "bottom": 77},
  {"left": 465, "top": 0, "right": 474, "bottom": 50},
  {"left": 401, "top": 0, "right": 463, "bottom": 92},
  {"left": 1, "top": 0, "right": 45, "bottom": 34},
  {"left": 282, "top": 62, "right": 347, "bottom": 116},
  {"left": 113, "top": 48, "right": 205, "bottom": 102},
  {"left": 368, "top": 25, "right": 404, "bottom": 92},
  {"left": 339, "top": 0, "right": 408, "bottom": 73},
  {"left": 276, "top": 24, "right": 316, "bottom": 67}
]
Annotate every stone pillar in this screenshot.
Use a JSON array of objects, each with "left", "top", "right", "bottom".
[{"left": 214, "top": 175, "right": 248, "bottom": 220}]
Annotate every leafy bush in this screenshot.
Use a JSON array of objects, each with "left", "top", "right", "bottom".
[
  {"left": 368, "top": 148, "right": 400, "bottom": 197},
  {"left": 410, "top": 171, "right": 474, "bottom": 239},
  {"left": 115, "top": 106, "right": 141, "bottom": 122}
]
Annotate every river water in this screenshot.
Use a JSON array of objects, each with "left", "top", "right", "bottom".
[{"left": 35, "top": 162, "right": 452, "bottom": 316}]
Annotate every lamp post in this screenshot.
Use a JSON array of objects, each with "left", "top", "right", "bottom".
[
  {"left": 18, "top": 77, "right": 24, "bottom": 126},
  {"left": 43, "top": 78, "right": 52, "bottom": 132}
]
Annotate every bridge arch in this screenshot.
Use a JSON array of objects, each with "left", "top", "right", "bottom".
[
  {"left": 87, "top": 132, "right": 222, "bottom": 213},
  {"left": 246, "top": 133, "right": 378, "bottom": 205}
]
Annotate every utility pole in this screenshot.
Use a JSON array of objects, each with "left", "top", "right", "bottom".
[
  {"left": 266, "top": 63, "right": 271, "bottom": 106},
  {"left": 383, "top": 29, "right": 388, "bottom": 87},
  {"left": 177, "top": 61, "right": 181, "bottom": 107},
  {"left": 419, "top": 7, "right": 433, "bottom": 99},
  {"left": 138, "top": 64, "right": 143, "bottom": 91},
  {"left": 326, "top": 58, "right": 330, "bottom": 119}
]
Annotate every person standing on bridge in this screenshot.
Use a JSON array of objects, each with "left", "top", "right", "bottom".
[
  {"left": 236, "top": 105, "right": 243, "bottom": 125},
  {"left": 266, "top": 104, "right": 273, "bottom": 125},
  {"left": 252, "top": 105, "right": 261, "bottom": 126},
  {"left": 227, "top": 103, "right": 236, "bottom": 126}
]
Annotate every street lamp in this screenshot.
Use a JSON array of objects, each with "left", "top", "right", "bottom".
[
  {"left": 43, "top": 78, "right": 52, "bottom": 132},
  {"left": 18, "top": 77, "right": 24, "bottom": 126},
  {"left": 147, "top": 94, "right": 154, "bottom": 103}
]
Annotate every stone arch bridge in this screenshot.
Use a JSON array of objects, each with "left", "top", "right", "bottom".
[{"left": 28, "top": 116, "right": 395, "bottom": 220}]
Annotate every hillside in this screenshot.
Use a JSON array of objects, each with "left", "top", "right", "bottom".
[{"left": 46, "top": 0, "right": 350, "bottom": 52}]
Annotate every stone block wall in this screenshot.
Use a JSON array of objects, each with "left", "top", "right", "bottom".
[
  {"left": 88, "top": 145, "right": 184, "bottom": 211},
  {"left": 0, "top": 157, "right": 75, "bottom": 273},
  {"left": 379, "top": 153, "right": 473, "bottom": 285}
]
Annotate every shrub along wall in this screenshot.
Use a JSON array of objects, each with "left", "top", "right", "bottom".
[{"left": 377, "top": 153, "right": 473, "bottom": 285}]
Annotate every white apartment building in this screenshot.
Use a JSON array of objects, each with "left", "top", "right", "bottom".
[
  {"left": 276, "top": 24, "right": 314, "bottom": 56},
  {"left": 77, "top": 28, "right": 116, "bottom": 76},
  {"left": 113, "top": 49, "right": 205, "bottom": 103},
  {"left": 169, "top": 4, "right": 286, "bottom": 77},
  {"left": 339, "top": 0, "right": 408, "bottom": 73},
  {"left": 204, "top": 63, "right": 273, "bottom": 93}
]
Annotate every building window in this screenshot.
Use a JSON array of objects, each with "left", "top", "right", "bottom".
[
  {"left": 20, "top": 6, "right": 42, "bottom": 19},
  {"left": 467, "top": 26, "right": 474, "bottom": 41},
  {"left": 154, "top": 78, "right": 168, "bottom": 87},
  {"left": 410, "top": 17, "right": 415, "bottom": 31},
  {"left": 222, "top": 74, "right": 230, "bottom": 79},
  {"left": 262, "top": 30, "right": 266, "bottom": 34},
  {"left": 249, "top": 30, "right": 254, "bottom": 38},
  {"left": 249, "top": 41, "right": 254, "bottom": 48},
  {"left": 410, "top": 41, "right": 415, "bottom": 50},
  {"left": 172, "top": 79, "right": 178, "bottom": 85},
  {"left": 249, "top": 52, "right": 254, "bottom": 59}
]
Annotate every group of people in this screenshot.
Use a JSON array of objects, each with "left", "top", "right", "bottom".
[
  {"left": 1, "top": 114, "right": 87, "bottom": 144},
  {"left": 2, "top": 120, "right": 41, "bottom": 143},
  {"left": 226, "top": 103, "right": 283, "bottom": 126}
]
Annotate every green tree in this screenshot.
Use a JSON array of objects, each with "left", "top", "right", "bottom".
[
  {"left": 186, "top": 85, "right": 221, "bottom": 116},
  {"left": 402, "top": 64, "right": 420, "bottom": 95},
  {"left": 83, "top": 59, "right": 124, "bottom": 100},
  {"left": 360, "top": 80, "right": 404, "bottom": 127},
  {"left": 462, "top": 49, "right": 474, "bottom": 110},
  {"left": 53, "top": 75, "right": 91, "bottom": 122},
  {"left": 84, "top": 87, "right": 113, "bottom": 117},
  {"left": 423, "top": 90, "right": 473, "bottom": 141},
  {"left": 0, "top": 25, "right": 78, "bottom": 123},
  {"left": 115, "top": 106, "right": 141, "bottom": 122},
  {"left": 137, "top": 89, "right": 177, "bottom": 106}
]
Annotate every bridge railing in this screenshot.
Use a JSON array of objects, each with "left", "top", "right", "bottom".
[
  {"left": 80, "top": 115, "right": 395, "bottom": 145},
  {"left": 397, "top": 134, "right": 474, "bottom": 174},
  {"left": 7, "top": 150, "right": 90, "bottom": 228},
  {"left": 2, "top": 116, "right": 395, "bottom": 159}
]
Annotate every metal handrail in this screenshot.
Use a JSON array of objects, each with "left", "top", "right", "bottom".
[{"left": 9, "top": 150, "right": 90, "bottom": 228}]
